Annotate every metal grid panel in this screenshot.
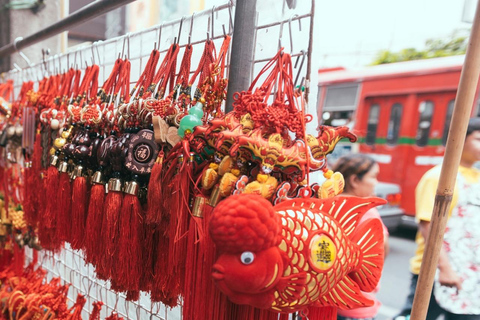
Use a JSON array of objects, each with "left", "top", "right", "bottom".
[{"left": 6, "top": 1, "right": 314, "bottom": 318}]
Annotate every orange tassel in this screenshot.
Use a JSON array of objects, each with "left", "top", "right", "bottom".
[
  {"left": 70, "top": 166, "right": 88, "bottom": 250},
  {"left": 84, "top": 172, "right": 105, "bottom": 267}
]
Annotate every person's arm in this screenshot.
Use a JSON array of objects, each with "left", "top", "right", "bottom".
[{"left": 418, "top": 220, "right": 462, "bottom": 290}]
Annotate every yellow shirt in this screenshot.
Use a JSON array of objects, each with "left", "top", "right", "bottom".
[{"left": 409, "top": 165, "right": 480, "bottom": 274}]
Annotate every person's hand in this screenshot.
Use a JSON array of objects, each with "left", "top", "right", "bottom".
[{"left": 438, "top": 267, "right": 463, "bottom": 291}]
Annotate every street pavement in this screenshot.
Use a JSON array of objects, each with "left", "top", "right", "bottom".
[{"left": 376, "top": 228, "right": 417, "bottom": 320}]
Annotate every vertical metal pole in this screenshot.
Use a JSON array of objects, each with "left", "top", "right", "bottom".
[{"left": 225, "top": 0, "right": 257, "bottom": 112}]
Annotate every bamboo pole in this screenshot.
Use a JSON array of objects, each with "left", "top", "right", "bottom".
[{"left": 410, "top": 1, "right": 480, "bottom": 319}]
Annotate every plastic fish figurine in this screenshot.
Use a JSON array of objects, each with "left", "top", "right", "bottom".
[{"left": 209, "top": 193, "right": 386, "bottom": 313}]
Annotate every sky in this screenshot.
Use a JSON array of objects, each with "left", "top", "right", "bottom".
[{"left": 313, "top": 0, "right": 473, "bottom": 68}]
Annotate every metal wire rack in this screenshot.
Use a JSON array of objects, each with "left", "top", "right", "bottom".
[{"left": 8, "top": 0, "right": 314, "bottom": 318}]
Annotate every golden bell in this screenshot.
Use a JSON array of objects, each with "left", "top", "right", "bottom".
[
  {"left": 209, "top": 185, "right": 222, "bottom": 207},
  {"left": 91, "top": 171, "right": 104, "bottom": 184},
  {"left": 108, "top": 178, "right": 123, "bottom": 193},
  {"left": 192, "top": 196, "right": 207, "bottom": 218},
  {"left": 58, "top": 161, "right": 69, "bottom": 173},
  {"left": 125, "top": 181, "right": 139, "bottom": 196},
  {"left": 71, "top": 165, "right": 84, "bottom": 180}
]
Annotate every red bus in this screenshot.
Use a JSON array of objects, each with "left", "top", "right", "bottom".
[{"left": 317, "top": 55, "right": 480, "bottom": 228}]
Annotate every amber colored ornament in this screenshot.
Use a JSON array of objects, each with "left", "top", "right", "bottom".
[
  {"left": 319, "top": 171, "right": 345, "bottom": 199},
  {"left": 218, "top": 171, "right": 240, "bottom": 197},
  {"left": 243, "top": 173, "right": 279, "bottom": 199}
]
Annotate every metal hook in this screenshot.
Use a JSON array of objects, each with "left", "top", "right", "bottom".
[
  {"left": 114, "top": 292, "right": 120, "bottom": 310},
  {"left": 188, "top": 12, "right": 195, "bottom": 45},
  {"left": 207, "top": 15, "right": 211, "bottom": 41},
  {"left": 278, "top": 19, "right": 286, "bottom": 50},
  {"left": 211, "top": 6, "right": 216, "bottom": 38},
  {"left": 288, "top": 14, "right": 301, "bottom": 53},
  {"left": 91, "top": 43, "right": 96, "bottom": 65},
  {"left": 136, "top": 304, "right": 141, "bottom": 319},
  {"left": 294, "top": 50, "right": 306, "bottom": 87},
  {"left": 121, "top": 33, "right": 131, "bottom": 60},
  {"left": 158, "top": 23, "right": 164, "bottom": 50},
  {"left": 228, "top": 3, "right": 234, "bottom": 32},
  {"left": 13, "top": 37, "right": 32, "bottom": 67},
  {"left": 177, "top": 16, "right": 185, "bottom": 45},
  {"left": 72, "top": 50, "right": 77, "bottom": 69},
  {"left": 125, "top": 299, "right": 130, "bottom": 319}
]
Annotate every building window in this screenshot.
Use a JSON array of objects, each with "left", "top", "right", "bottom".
[
  {"left": 442, "top": 100, "right": 455, "bottom": 146},
  {"left": 366, "top": 104, "right": 380, "bottom": 145},
  {"left": 387, "top": 103, "right": 403, "bottom": 145},
  {"left": 416, "top": 101, "right": 434, "bottom": 147}
]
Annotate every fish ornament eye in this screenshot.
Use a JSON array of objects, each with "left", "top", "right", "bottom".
[{"left": 240, "top": 251, "right": 255, "bottom": 265}]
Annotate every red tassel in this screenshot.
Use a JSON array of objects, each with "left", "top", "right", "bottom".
[
  {"left": 146, "top": 152, "right": 164, "bottom": 224},
  {"left": 84, "top": 181, "right": 105, "bottom": 267},
  {"left": 44, "top": 166, "right": 59, "bottom": 229},
  {"left": 13, "top": 242, "right": 24, "bottom": 276},
  {"left": 166, "top": 152, "right": 192, "bottom": 292},
  {"left": 31, "top": 132, "right": 44, "bottom": 225},
  {"left": 105, "top": 313, "right": 123, "bottom": 320},
  {"left": 100, "top": 183, "right": 123, "bottom": 279},
  {"left": 151, "top": 226, "right": 180, "bottom": 307},
  {"left": 22, "top": 162, "right": 35, "bottom": 225},
  {"left": 126, "top": 290, "right": 140, "bottom": 302},
  {"left": 38, "top": 165, "right": 63, "bottom": 252},
  {"left": 70, "top": 174, "right": 88, "bottom": 250},
  {"left": 88, "top": 301, "right": 103, "bottom": 320},
  {"left": 306, "top": 307, "right": 337, "bottom": 320},
  {"left": 66, "top": 294, "right": 86, "bottom": 320},
  {"left": 116, "top": 185, "right": 143, "bottom": 292},
  {"left": 139, "top": 220, "right": 155, "bottom": 292},
  {"left": 55, "top": 171, "right": 72, "bottom": 243}
]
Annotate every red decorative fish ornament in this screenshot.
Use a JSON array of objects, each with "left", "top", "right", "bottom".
[{"left": 209, "top": 193, "right": 386, "bottom": 313}]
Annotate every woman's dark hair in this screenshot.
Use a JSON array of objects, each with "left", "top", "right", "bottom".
[
  {"left": 331, "top": 154, "right": 377, "bottom": 190},
  {"left": 466, "top": 117, "right": 480, "bottom": 136}
]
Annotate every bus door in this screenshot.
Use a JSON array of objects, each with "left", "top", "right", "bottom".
[
  {"left": 401, "top": 91, "right": 456, "bottom": 215},
  {"left": 360, "top": 95, "right": 409, "bottom": 190}
]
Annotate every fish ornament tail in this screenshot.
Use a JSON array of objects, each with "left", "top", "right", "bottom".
[{"left": 349, "top": 217, "right": 385, "bottom": 291}]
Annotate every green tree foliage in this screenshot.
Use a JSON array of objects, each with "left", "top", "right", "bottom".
[{"left": 371, "top": 32, "right": 468, "bottom": 65}]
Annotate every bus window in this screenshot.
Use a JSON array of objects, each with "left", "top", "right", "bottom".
[
  {"left": 366, "top": 104, "right": 380, "bottom": 145},
  {"left": 387, "top": 103, "right": 403, "bottom": 145},
  {"left": 442, "top": 99, "right": 455, "bottom": 146},
  {"left": 416, "top": 101, "right": 434, "bottom": 147}
]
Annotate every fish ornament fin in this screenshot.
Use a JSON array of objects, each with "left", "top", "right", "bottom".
[
  {"left": 317, "top": 196, "right": 386, "bottom": 236},
  {"left": 349, "top": 218, "right": 385, "bottom": 292},
  {"left": 315, "top": 277, "right": 374, "bottom": 309},
  {"left": 273, "top": 197, "right": 385, "bottom": 237},
  {"left": 275, "top": 272, "right": 308, "bottom": 304}
]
